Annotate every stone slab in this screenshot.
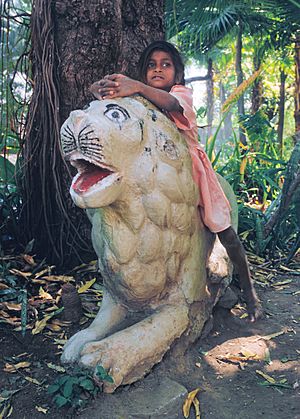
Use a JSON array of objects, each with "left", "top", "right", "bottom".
[{"left": 78, "top": 376, "right": 187, "bottom": 419}]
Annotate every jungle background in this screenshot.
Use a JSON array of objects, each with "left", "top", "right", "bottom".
[{"left": 0, "top": 0, "right": 299, "bottom": 418}]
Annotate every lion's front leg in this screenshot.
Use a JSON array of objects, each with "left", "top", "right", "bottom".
[
  {"left": 79, "top": 304, "right": 189, "bottom": 392},
  {"left": 61, "top": 290, "right": 127, "bottom": 364}
]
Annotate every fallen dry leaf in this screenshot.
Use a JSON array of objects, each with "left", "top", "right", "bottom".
[
  {"left": 35, "top": 406, "right": 48, "bottom": 414},
  {"left": 32, "top": 315, "right": 53, "bottom": 335},
  {"left": 4, "top": 361, "right": 31, "bottom": 373},
  {"left": 24, "top": 376, "right": 43, "bottom": 385},
  {"left": 50, "top": 319, "right": 70, "bottom": 327},
  {"left": 183, "top": 388, "right": 200, "bottom": 418},
  {"left": 22, "top": 254, "right": 36, "bottom": 266},
  {"left": 2, "top": 302, "right": 21, "bottom": 311},
  {"left": 30, "top": 278, "right": 47, "bottom": 285},
  {"left": 240, "top": 350, "right": 259, "bottom": 359},
  {"left": 46, "top": 362, "right": 65, "bottom": 373},
  {"left": 271, "top": 279, "right": 292, "bottom": 287},
  {"left": 32, "top": 307, "right": 64, "bottom": 335},
  {"left": 34, "top": 267, "right": 55, "bottom": 279},
  {"left": 224, "top": 352, "right": 258, "bottom": 362},
  {"left": 256, "top": 370, "right": 276, "bottom": 384},
  {"left": 78, "top": 278, "right": 96, "bottom": 294},
  {"left": 40, "top": 275, "right": 74, "bottom": 283},
  {"left": 0, "top": 310, "right": 10, "bottom": 318},
  {"left": 46, "top": 323, "right": 62, "bottom": 332},
  {"left": 39, "top": 287, "right": 53, "bottom": 300},
  {"left": 261, "top": 329, "right": 286, "bottom": 340},
  {"left": 193, "top": 396, "right": 201, "bottom": 419},
  {"left": 1, "top": 317, "right": 21, "bottom": 326},
  {"left": 0, "top": 404, "right": 13, "bottom": 419},
  {"left": 9, "top": 269, "right": 31, "bottom": 278}
]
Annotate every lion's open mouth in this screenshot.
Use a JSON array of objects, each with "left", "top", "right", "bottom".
[{"left": 71, "top": 159, "right": 114, "bottom": 194}]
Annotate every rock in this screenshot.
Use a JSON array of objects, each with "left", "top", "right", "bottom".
[
  {"left": 78, "top": 377, "right": 187, "bottom": 419},
  {"left": 217, "top": 286, "right": 239, "bottom": 309}
]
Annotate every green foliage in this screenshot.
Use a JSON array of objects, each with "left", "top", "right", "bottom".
[
  {"left": 204, "top": 108, "right": 299, "bottom": 257},
  {"left": 216, "top": 111, "right": 286, "bottom": 199},
  {"left": 0, "top": 261, "right": 28, "bottom": 336},
  {"left": 0, "top": 156, "right": 16, "bottom": 185},
  {"left": 0, "top": 163, "right": 23, "bottom": 252},
  {"left": 237, "top": 205, "right": 272, "bottom": 255},
  {"left": 1, "top": 1, "right": 31, "bottom": 252},
  {"left": 48, "top": 366, "right": 113, "bottom": 409},
  {"left": 166, "top": 1, "right": 277, "bottom": 54},
  {"left": 95, "top": 365, "right": 114, "bottom": 383}
]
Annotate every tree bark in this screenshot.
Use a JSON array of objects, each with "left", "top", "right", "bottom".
[
  {"left": 21, "top": 0, "right": 164, "bottom": 266},
  {"left": 277, "top": 69, "right": 287, "bottom": 156},
  {"left": 251, "top": 54, "right": 263, "bottom": 114},
  {"left": 220, "top": 82, "right": 232, "bottom": 140},
  {"left": 294, "top": 34, "right": 300, "bottom": 134},
  {"left": 185, "top": 75, "right": 210, "bottom": 83},
  {"left": 206, "top": 58, "right": 214, "bottom": 137},
  {"left": 264, "top": 140, "right": 300, "bottom": 237},
  {"left": 235, "top": 20, "right": 246, "bottom": 145},
  {"left": 55, "top": 0, "right": 164, "bottom": 122}
]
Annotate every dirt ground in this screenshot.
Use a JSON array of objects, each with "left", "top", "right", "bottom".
[{"left": 0, "top": 262, "right": 299, "bottom": 419}]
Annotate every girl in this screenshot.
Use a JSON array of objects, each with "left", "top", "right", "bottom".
[{"left": 90, "top": 41, "right": 261, "bottom": 322}]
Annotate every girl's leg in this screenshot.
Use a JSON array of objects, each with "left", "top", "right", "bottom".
[{"left": 217, "top": 226, "right": 262, "bottom": 322}]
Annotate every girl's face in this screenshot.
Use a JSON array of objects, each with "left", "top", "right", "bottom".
[{"left": 146, "top": 50, "right": 177, "bottom": 91}]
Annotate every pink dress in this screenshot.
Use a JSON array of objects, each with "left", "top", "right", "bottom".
[{"left": 167, "top": 84, "right": 231, "bottom": 233}]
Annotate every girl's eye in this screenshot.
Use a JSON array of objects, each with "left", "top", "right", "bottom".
[
  {"left": 162, "top": 62, "right": 171, "bottom": 67},
  {"left": 148, "top": 62, "right": 155, "bottom": 69}
]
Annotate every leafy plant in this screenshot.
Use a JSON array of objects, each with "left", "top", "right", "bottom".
[
  {"left": 0, "top": 183, "right": 23, "bottom": 252},
  {"left": 48, "top": 366, "right": 113, "bottom": 409},
  {"left": 95, "top": 365, "right": 114, "bottom": 383},
  {"left": 0, "top": 262, "right": 28, "bottom": 336}
]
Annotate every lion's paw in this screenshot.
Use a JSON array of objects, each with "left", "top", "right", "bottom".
[
  {"left": 61, "top": 329, "right": 99, "bottom": 364},
  {"left": 79, "top": 340, "right": 124, "bottom": 393}
]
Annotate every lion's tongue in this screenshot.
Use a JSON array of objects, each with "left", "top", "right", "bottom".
[{"left": 73, "top": 168, "right": 112, "bottom": 193}]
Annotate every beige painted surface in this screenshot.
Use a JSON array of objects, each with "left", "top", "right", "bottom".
[{"left": 60, "top": 97, "right": 236, "bottom": 392}]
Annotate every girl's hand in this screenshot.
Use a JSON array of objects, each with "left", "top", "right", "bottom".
[
  {"left": 89, "top": 78, "right": 119, "bottom": 100},
  {"left": 89, "top": 74, "right": 140, "bottom": 100}
]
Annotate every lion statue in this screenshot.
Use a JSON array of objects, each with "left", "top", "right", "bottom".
[{"left": 60, "top": 96, "right": 238, "bottom": 392}]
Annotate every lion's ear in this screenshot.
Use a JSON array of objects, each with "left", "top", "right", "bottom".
[
  {"left": 153, "top": 129, "right": 183, "bottom": 171},
  {"left": 120, "top": 97, "right": 148, "bottom": 119}
]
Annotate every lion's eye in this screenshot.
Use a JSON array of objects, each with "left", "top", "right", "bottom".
[{"left": 104, "top": 105, "right": 130, "bottom": 125}]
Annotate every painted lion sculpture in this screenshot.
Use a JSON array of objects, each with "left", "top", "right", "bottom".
[{"left": 60, "top": 96, "right": 237, "bottom": 392}]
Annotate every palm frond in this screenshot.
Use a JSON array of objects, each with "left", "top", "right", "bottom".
[{"left": 222, "top": 69, "right": 263, "bottom": 114}]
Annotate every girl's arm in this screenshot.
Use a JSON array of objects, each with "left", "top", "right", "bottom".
[{"left": 89, "top": 74, "right": 182, "bottom": 112}]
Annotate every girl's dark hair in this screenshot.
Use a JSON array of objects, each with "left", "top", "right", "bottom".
[{"left": 137, "top": 41, "right": 185, "bottom": 86}]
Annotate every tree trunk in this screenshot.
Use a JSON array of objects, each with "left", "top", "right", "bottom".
[
  {"left": 55, "top": 0, "right": 164, "bottom": 122},
  {"left": 294, "top": 34, "right": 300, "bottom": 134},
  {"left": 235, "top": 21, "right": 246, "bottom": 145},
  {"left": 251, "top": 54, "right": 263, "bottom": 114},
  {"left": 220, "top": 82, "right": 232, "bottom": 140},
  {"left": 206, "top": 58, "right": 214, "bottom": 137},
  {"left": 21, "top": 0, "right": 164, "bottom": 267},
  {"left": 277, "top": 69, "right": 287, "bottom": 156},
  {"left": 264, "top": 141, "right": 300, "bottom": 255}
]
